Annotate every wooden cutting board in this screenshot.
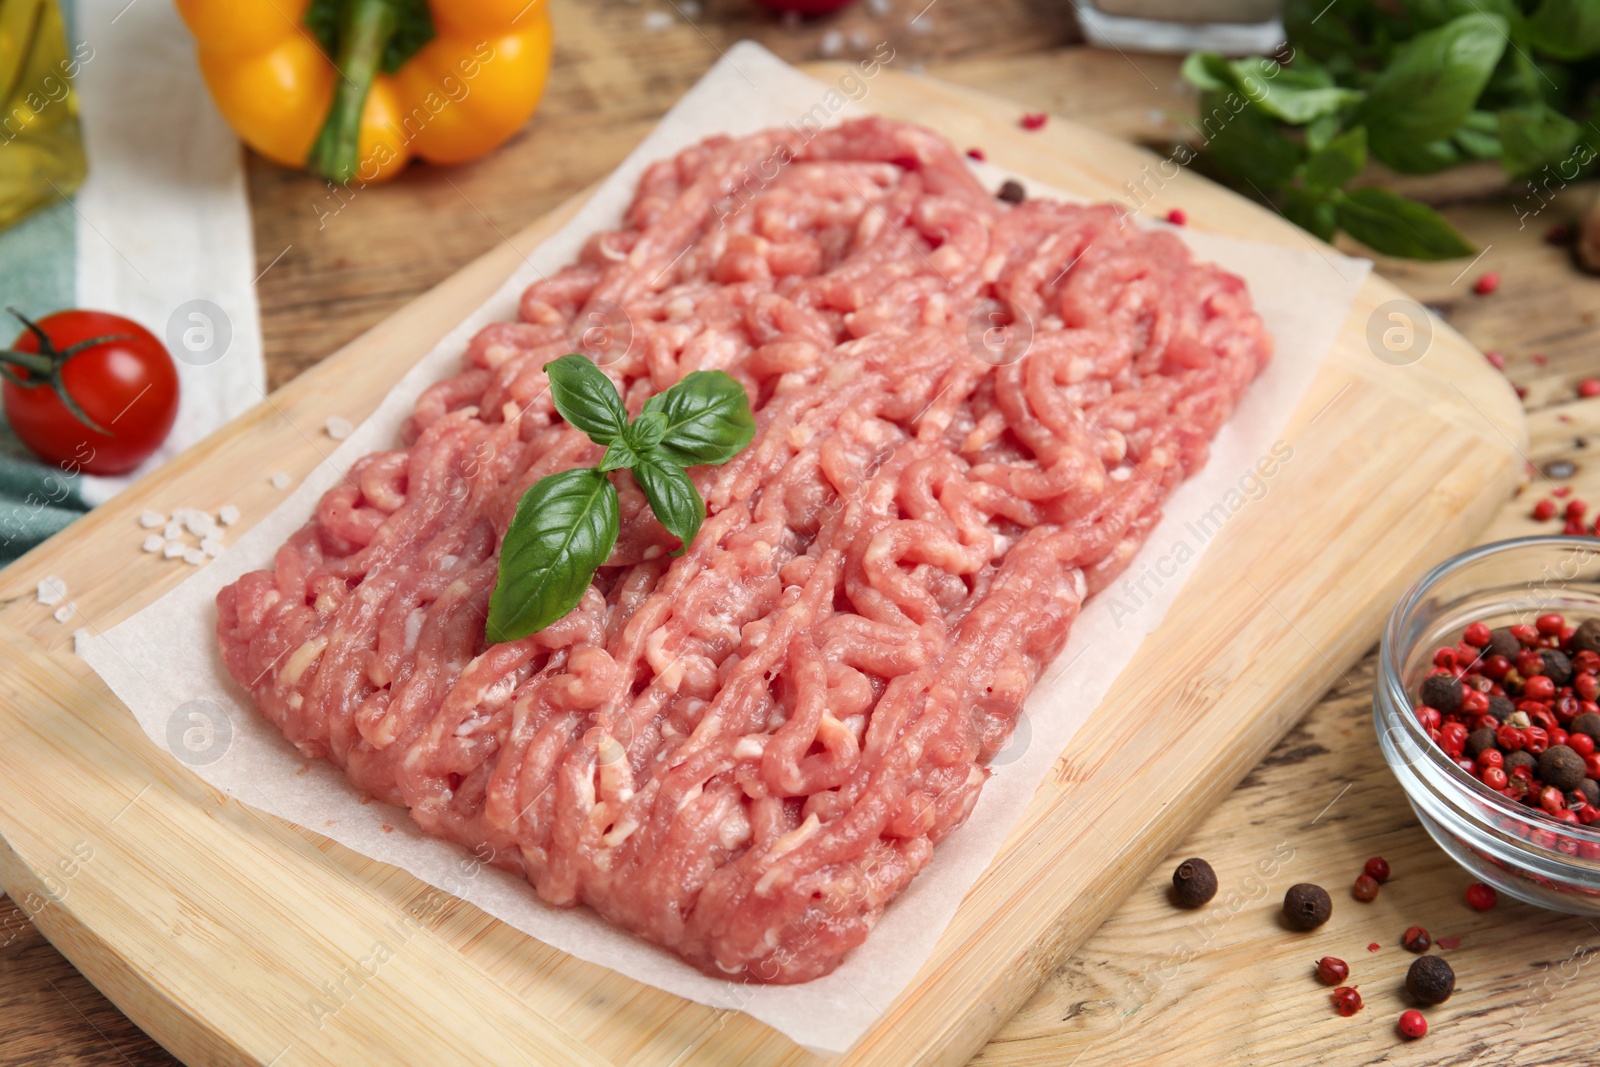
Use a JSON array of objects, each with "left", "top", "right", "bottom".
[{"left": 0, "top": 67, "right": 1524, "bottom": 1067}]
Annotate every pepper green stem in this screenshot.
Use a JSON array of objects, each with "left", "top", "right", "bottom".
[{"left": 306, "top": 0, "right": 397, "bottom": 183}]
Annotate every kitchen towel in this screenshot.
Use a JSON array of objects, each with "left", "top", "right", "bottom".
[{"left": 0, "top": 0, "right": 263, "bottom": 564}]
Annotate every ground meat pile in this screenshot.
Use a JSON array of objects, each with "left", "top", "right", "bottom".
[{"left": 217, "top": 116, "right": 1272, "bottom": 983}]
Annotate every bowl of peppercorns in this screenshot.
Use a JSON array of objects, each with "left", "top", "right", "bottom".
[{"left": 1376, "top": 536, "right": 1600, "bottom": 912}]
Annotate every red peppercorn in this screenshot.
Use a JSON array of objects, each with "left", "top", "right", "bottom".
[
  {"left": 1476, "top": 748, "right": 1504, "bottom": 770},
  {"left": 1331, "top": 986, "right": 1363, "bottom": 1017},
  {"left": 1416, "top": 707, "right": 1442, "bottom": 730},
  {"left": 1582, "top": 379, "right": 1600, "bottom": 399},
  {"left": 1566, "top": 519, "right": 1587, "bottom": 535},
  {"left": 965, "top": 147, "right": 986, "bottom": 161},
  {"left": 1464, "top": 621, "right": 1491, "bottom": 647},
  {"left": 1526, "top": 726, "right": 1551, "bottom": 754},
  {"left": 1538, "top": 613, "right": 1566, "bottom": 635},
  {"left": 1482, "top": 766, "right": 1508, "bottom": 789},
  {"left": 1019, "top": 112, "right": 1047, "bottom": 130},
  {"left": 1552, "top": 728, "right": 1570, "bottom": 748},
  {"left": 1403, "top": 926, "right": 1432, "bottom": 953},
  {"left": 1363, "top": 856, "right": 1390, "bottom": 883},
  {"left": 1461, "top": 690, "right": 1490, "bottom": 716},
  {"left": 1542, "top": 785, "right": 1568, "bottom": 813},
  {"left": 1433, "top": 647, "right": 1456, "bottom": 669},
  {"left": 1473, "top": 271, "right": 1500, "bottom": 295},
  {"left": 1570, "top": 732, "right": 1595, "bottom": 757},
  {"left": 1556, "top": 809, "right": 1582, "bottom": 824},
  {"left": 1533, "top": 499, "right": 1558, "bottom": 521},
  {"left": 1556, "top": 485, "right": 1575, "bottom": 498},
  {"left": 1440, "top": 721, "right": 1469, "bottom": 756},
  {"left": 1398, "top": 1009, "right": 1428, "bottom": 1039},
  {"left": 1527, "top": 675, "right": 1557, "bottom": 701},
  {"left": 1585, "top": 753, "right": 1600, "bottom": 778},
  {"left": 1578, "top": 675, "right": 1599, "bottom": 701},
  {"left": 1518, "top": 650, "right": 1547, "bottom": 677},
  {"left": 1569, "top": 500, "right": 1589, "bottom": 521},
  {"left": 1512, "top": 624, "right": 1540, "bottom": 646},
  {"left": 1165, "top": 207, "right": 1187, "bottom": 226},
  {"left": 1499, "top": 725, "right": 1527, "bottom": 751},
  {"left": 1581, "top": 804, "right": 1600, "bottom": 825},
  {"left": 1316, "top": 956, "right": 1349, "bottom": 984},
  {"left": 1577, "top": 652, "right": 1600, "bottom": 673},
  {"left": 1353, "top": 873, "right": 1380, "bottom": 901},
  {"left": 1483, "top": 654, "right": 1511, "bottom": 681},
  {"left": 1465, "top": 882, "right": 1498, "bottom": 910}
]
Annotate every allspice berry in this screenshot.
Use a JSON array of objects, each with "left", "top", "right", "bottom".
[
  {"left": 1579, "top": 778, "right": 1600, "bottom": 810},
  {"left": 1488, "top": 694, "right": 1516, "bottom": 722},
  {"left": 1487, "top": 627, "right": 1522, "bottom": 660},
  {"left": 1406, "top": 954, "right": 1456, "bottom": 1005},
  {"left": 1283, "top": 883, "right": 1332, "bottom": 930},
  {"left": 1573, "top": 618, "right": 1600, "bottom": 656},
  {"left": 1541, "top": 649, "right": 1574, "bottom": 686},
  {"left": 1420, "top": 674, "right": 1462, "bottom": 714},
  {"left": 1171, "top": 857, "right": 1218, "bottom": 908},
  {"left": 1465, "top": 727, "right": 1498, "bottom": 758},
  {"left": 1572, "top": 711, "right": 1600, "bottom": 744},
  {"left": 1507, "top": 750, "right": 1538, "bottom": 775},
  {"left": 1539, "top": 745, "right": 1586, "bottom": 791}
]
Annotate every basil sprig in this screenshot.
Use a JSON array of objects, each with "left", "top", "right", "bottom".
[{"left": 485, "top": 355, "right": 755, "bottom": 643}]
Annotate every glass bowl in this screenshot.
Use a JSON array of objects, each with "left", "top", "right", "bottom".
[{"left": 1375, "top": 536, "right": 1600, "bottom": 913}]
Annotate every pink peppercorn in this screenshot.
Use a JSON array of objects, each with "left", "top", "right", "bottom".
[
  {"left": 1019, "top": 112, "right": 1047, "bottom": 130},
  {"left": 1465, "top": 882, "right": 1498, "bottom": 910},
  {"left": 1533, "top": 499, "right": 1557, "bottom": 521},
  {"left": 1165, "top": 207, "right": 1187, "bottom": 226},
  {"left": 1473, "top": 272, "right": 1500, "bottom": 295},
  {"left": 1485, "top": 350, "right": 1506, "bottom": 370},
  {"left": 1581, "top": 379, "right": 1600, "bottom": 399},
  {"left": 1398, "top": 1009, "right": 1428, "bottom": 1039}
]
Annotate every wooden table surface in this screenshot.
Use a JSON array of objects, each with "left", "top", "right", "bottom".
[{"left": 4, "top": 2, "right": 1599, "bottom": 1063}]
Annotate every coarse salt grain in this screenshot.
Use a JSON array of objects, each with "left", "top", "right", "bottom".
[
  {"left": 36, "top": 576, "right": 67, "bottom": 606},
  {"left": 53, "top": 602, "right": 74, "bottom": 623},
  {"left": 270, "top": 471, "right": 292, "bottom": 490},
  {"left": 163, "top": 520, "right": 183, "bottom": 540},
  {"left": 642, "top": 10, "right": 672, "bottom": 31},
  {"left": 182, "top": 547, "right": 206, "bottom": 565},
  {"left": 142, "top": 533, "right": 165, "bottom": 553},
  {"left": 138, "top": 509, "right": 164, "bottom": 528},
  {"left": 325, "top": 415, "right": 353, "bottom": 441},
  {"left": 201, "top": 537, "right": 224, "bottom": 558},
  {"left": 217, "top": 504, "right": 240, "bottom": 526},
  {"left": 163, "top": 540, "right": 186, "bottom": 559},
  {"left": 183, "top": 511, "right": 216, "bottom": 537},
  {"left": 819, "top": 29, "right": 844, "bottom": 57},
  {"left": 73, "top": 628, "right": 90, "bottom": 656}
]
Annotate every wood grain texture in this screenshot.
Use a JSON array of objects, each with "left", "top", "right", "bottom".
[{"left": 5, "top": 22, "right": 1589, "bottom": 1067}]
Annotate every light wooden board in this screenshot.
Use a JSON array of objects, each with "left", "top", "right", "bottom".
[{"left": 0, "top": 68, "right": 1525, "bottom": 1066}]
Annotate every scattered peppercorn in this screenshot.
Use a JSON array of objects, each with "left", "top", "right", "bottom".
[
  {"left": 996, "top": 179, "right": 1026, "bottom": 205},
  {"left": 1352, "top": 873, "right": 1380, "bottom": 902},
  {"left": 1165, "top": 207, "right": 1187, "bottom": 226},
  {"left": 1284, "top": 883, "right": 1332, "bottom": 930},
  {"left": 1540, "top": 745, "right": 1587, "bottom": 790},
  {"left": 1402, "top": 925, "right": 1432, "bottom": 953},
  {"left": 1316, "top": 956, "right": 1349, "bottom": 985},
  {"left": 1465, "top": 882, "right": 1498, "bottom": 911},
  {"left": 1397, "top": 1009, "right": 1429, "bottom": 1039},
  {"left": 1583, "top": 379, "right": 1600, "bottom": 399},
  {"left": 1019, "top": 112, "right": 1047, "bottom": 130},
  {"left": 1406, "top": 954, "right": 1455, "bottom": 1004},
  {"left": 1533, "top": 499, "right": 1558, "bottom": 521},
  {"left": 965, "top": 147, "right": 985, "bottom": 161},
  {"left": 1363, "top": 856, "right": 1391, "bottom": 883},
  {"left": 1368, "top": 942, "right": 1380, "bottom": 952},
  {"left": 1171, "top": 857, "right": 1217, "bottom": 908},
  {"left": 1473, "top": 272, "right": 1500, "bottom": 295},
  {"left": 1331, "top": 985, "right": 1363, "bottom": 1017}
]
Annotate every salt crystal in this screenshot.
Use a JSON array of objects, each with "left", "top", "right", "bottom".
[
  {"left": 325, "top": 415, "right": 353, "bottom": 440},
  {"left": 867, "top": 0, "right": 891, "bottom": 14},
  {"left": 138, "top": 509, "right": 164, "bottom": 529},
  {"left": 217, "top": 504, "right": 240, "bottom": 526},
  {"left": 850, "top": 30, "right": 871, "bottom": 49},
  {"left": 36, "top": 576, "right": 67, "bottom": 606},
  {"left": 201, "top": 537, "right": 223, "bottom": 558},
  {"left": 53, "top": 601, "right": 74, "bottom": 622},
  {"left": 163, "top": 520, "right": 183, "bottom": 540},
  {"left": 183, "top": 511, "right": 216, "bottom": 537},
  {"left": 73, "top": 628, "right": 90, "bottom": 656},
  {"left": 142, "top": 533, "right": 165, "bottom": 553},
  {"left": 270, "top": 471, "right": 292, "bottom": 489},
  {"left": 819, "top": 30, "right": 844, "bottom": 57},
  {"left": 642, "top": 10, "right": 672, "bottom": 31},
  {"left": 163, "top": 540, "right": 186, "bottom": 559},
  {"left": 182, "top": 548, "right": 206, "bottom": 566}
]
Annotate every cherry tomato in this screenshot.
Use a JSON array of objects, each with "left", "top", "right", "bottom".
[{"left": 1, "top": 309, "right": 179, "bottom": 475}]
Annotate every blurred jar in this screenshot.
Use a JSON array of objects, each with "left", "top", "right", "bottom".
[
  {"left": 1080, "top": 0, "right": 1285, "bottom": 54},
  {"left": 0, "top": 0, "right": 86, "bottom": 233}
]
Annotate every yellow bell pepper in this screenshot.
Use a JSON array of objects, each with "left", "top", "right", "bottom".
[{"left": 174, "top": 0, "right": 551, "bottom": 183}]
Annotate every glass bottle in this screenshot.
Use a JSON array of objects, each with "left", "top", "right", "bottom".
[{"left": 0, "top": 0, "right": 86, "bottom": 234}]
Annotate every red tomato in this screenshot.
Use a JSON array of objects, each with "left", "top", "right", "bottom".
[
  {"left": 754, "top": 0, "right": 858, "bottom": 13},
  {"left": 2, "top": 310, "right": 179, "bottom": 475}
]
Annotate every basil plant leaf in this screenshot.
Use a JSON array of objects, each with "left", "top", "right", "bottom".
[
  {"left": 640, "top": 369, "right": 756, "bottom": 467},
  {"left": 1334, "top": 188, "right": 1477, "bottom": 260},
  {"left": 487, "top": 467, "right": 619, "bottom": 642},
  {"left": 1498, "top": 104, "right": 1581, "bottom": 177},
  {"left": 1229, "top": 59, "right": 1363, "bottom": 125},
  {"left": 545, "top": 354, "right": 629, "bottom": 446},
  {"left": 1527, "top": 0, "right": 1600, "bottom": 61},
  {"left": 631, "top": 455, "right": 704, "bottom": 556},
  {"left": 1195, "top": 90, "right": 1303, "bottom": 193},
  {"left": 1360, "top": 13, "right": 1507, "bottom": 169},
  {"left": 1180, "top": 52, "right": 1233, "bottom": 93},
  {"left": 598, "top": 439, "right": 638, "bottom": 473},
  {"left": 1281, "top": 187, "right": 1338, "bottom": 243},
  {"left": 1303, "top": 126, "right": 1367, "bottom": 191}
]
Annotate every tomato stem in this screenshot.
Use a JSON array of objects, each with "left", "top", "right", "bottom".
[
  {"left": 305, "top": 0, "right": 398, "bottom": 183},
  {"left": 0, "top": 307, "right": 120, "bottom": 435}
]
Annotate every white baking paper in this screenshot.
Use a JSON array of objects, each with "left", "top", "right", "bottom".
[{"left": 80, "top": 42, "right": 1370, "bottom": 1056}]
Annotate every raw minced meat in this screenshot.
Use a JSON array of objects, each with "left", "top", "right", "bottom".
[{"left": 216, "top": 116, "right": 1271, "bottom": 983}]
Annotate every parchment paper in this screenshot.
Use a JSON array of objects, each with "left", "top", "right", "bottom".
[{"left": 80, "top": 42, "right": 1371, "bottom": 1055}]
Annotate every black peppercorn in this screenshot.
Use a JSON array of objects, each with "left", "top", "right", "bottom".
[
  {"left": 1540, "top": 745, "right": 1586, "bottom": 791},
  {"left": 1573, "top": 618, "right": 1600, "bottom": 656},
  {"left": 1171, "top": 857, "right": 1217, "bottom": 908},
  {"left": 1420, "top": 674, "right": 1462, "bottom": 714},
  {"left": 1540, "top": 649, "right": 1574, "bottom": 686},
  {"left": 1406, "top": 954, "right": 1456, "bottom": 1005},
  {"left": 996, "top": 179, "right": 1026, "bottom": 204},
  {"left": 1572, "top": 711, "right": 1600, "bottom": 743},
  {"left": 1579, "top": 778, "right": 1600, "bottom": 809},
  {"left": 1465, "top": 727, "right": 1498, "bottom": 758},
  {"left": 1507, "top": 749, "right": 1538, "bottom": 775},
  {"left": 1487, "top": 627, "right": 1522, "bottom": 661},
  {"left": 1283, "top": 883, "right": 1332, "bottom": 930},
  {"left": 1488, "top": 694, "right": 1516, "bottom": 722}
]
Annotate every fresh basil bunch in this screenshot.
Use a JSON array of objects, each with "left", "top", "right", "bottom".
[
  {"left": 1184, "top": 0, "right": 1600, "bottom": 259},
  {"left": 486, "top": 355, "right": 756, "bottom": 643}
]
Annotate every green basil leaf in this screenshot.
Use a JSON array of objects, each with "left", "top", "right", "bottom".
[
  {"left": 1303, "top": 127, "right": 1367, "bottom": 191},
  {"left": 1498, "top": 103, "right": 1581, "bottom": 177},
  {"left": 1527, "top": 0, "right": 1600, "bottom": 60},
  {"left": 627, "top": 410, "right": 669, "bottom": 452},
  {"left": 1229, "top": 59, "right": 1363, "bottom": 125},
  {"left": 1304, "top": 114, "right": 1342, "bottom": 154},
  {"left": 545, "top": 354, "right": 629, "bottom": 446},
  {"left": 1360, "top": 13, "right": 1507, "bottom": 169},
  {"left": 487, "top": 467, "right": 619, "bottom": 642},
  {"left": 640, "top": 370, "right": 756, "bottom": 468},
  {"left": 1377, "top": 137, "right": 1464, "bottom": 175},
  {"left": 1333, "top": 187, "right": 1477, "bottom": 260},
  {"left": 1195, "top": 90, "right": 1303, "bottom": 193},
  {"left": 598, "top": 439, "right": 637, "bottom": 473},
  {"left": 1281, "top": 188, "right": 1338, "bottom": 243},
  {"left": 631, "top": 455, "right": 704, "bottom": 556},
  {"left": 1181, "top": 52, "right": 1233, "bottom": 93}
]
